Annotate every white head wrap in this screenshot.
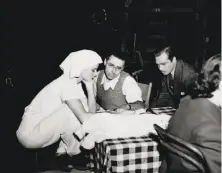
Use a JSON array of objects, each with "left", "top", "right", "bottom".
[{"left": 60, "top": 49, "right": 103, "bottom": 78}]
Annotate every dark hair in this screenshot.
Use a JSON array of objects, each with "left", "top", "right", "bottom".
[
  {"left": 191, "top": 54, "right": 221, "bottom": 98},
  {"left": 154, "top": 46, "right": 175, "bottom": 61},
  {"left": 106, "top": 50, "right": 130, "bottom": 65}
]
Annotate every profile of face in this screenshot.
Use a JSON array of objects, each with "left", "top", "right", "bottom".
[
  {"left": 155, "top": 52, "right": 176, "bottom": 75},
  {"left": 201, "top": 54, "right": 221, "bottom": 107},
  {"left": 215, "top": 64, "right": 222, "bottom": 107},
  {"left": 218, "top": 78, "right": 222, "bottom": 107},
  {"left": 81, "top": 64, "right": 99, "bottom": 82},
  {"left": 104, "top": 55, "right": 125, "bottom": 80}
]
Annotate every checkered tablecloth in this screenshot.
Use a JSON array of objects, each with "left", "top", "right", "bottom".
[
  {"left": 89, "top": 107, "right": 175, "bottom": 173},
  {"left": 89, "top": 136, "right": 161, "bottom": 173},
  {"left": 151, "top": 106, "right": 176, "bottom": 116}
]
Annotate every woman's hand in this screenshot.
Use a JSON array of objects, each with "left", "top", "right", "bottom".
[
  {"left": 82, "top": 78, "right": 94, "bottom": 85},
  {"left": 81, "top": 78, "right": 97, "bottom": 113}
]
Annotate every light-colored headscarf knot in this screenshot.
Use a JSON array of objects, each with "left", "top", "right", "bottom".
[{"left": 60, "top": 49, "right": 103, "bottom": 78}]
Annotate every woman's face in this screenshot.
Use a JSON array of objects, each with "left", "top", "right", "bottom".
[
  {"left": 210, "top": 65, "right": 222, "bottom": 108},
  {"left": 218, "top": 67, "right": 222, "bottom": 107},
  {"left": 81, "top": 64, "right": 99, "bottom": 82}
]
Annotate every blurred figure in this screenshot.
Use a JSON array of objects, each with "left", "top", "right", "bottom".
[
  {"left": 96, "top": 50, "right": 145, "bottom": 113},
  {"left": 154, "top": 45, "right": 198, "bottom": 108},
  {"left": 160, "top": 54, "right": 221, "bottom": 173}
]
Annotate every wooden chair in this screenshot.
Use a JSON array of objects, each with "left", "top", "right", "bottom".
[
  {"left": 131, "top": 69, "right": 152, "bottom": 109},
  {"left": 138, "top": 82, "right": 152, "bottom": 108},
  {"left": 153, "top": 124, "right": 208, "bottom": 173}
]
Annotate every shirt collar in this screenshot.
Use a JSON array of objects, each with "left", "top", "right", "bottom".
[
  {"left": 170, "top": 60, "right": 177, "bottom": 79},
  {"left": 101, "top": 74, "right": 120, "bottom": 90}
]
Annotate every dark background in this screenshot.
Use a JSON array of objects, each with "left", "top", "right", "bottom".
[{"left": 2, "top": 0, "right": 221, "bottom": 172}]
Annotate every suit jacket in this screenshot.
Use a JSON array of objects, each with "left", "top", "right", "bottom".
[
  {"left": 155, "top": 59, "right": 197, "bottom": 108},
  {"left": 160, "top": 97, "right": 221, "bottom": 173}
]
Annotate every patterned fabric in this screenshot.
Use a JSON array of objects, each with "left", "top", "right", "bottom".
[
  {"left": 151, "top": 107, "right": 176, "bottom": 116},
  {"left": 89, "top": 107, "right": 176, "bottom": 173},
  {"left": 89, "top": 136, "right": 161, "bottom": 173},
  {"left": 168, "top": 73, "right": 174, "bottom": 96}
]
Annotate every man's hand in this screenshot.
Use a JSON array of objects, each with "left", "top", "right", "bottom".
[
  {"left": 112, "top": 108, "right": 136, "bottom": 114},
  {"left": 113, "top": 108, "right": 126, "bottom": 114}
]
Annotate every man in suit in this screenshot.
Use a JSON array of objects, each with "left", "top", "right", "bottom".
[
  {"left": 96, "top": 51, "right": 145, "bottom": 113},
  {"left": 153, "top": 46, "right": 198, "bottom": 108}
]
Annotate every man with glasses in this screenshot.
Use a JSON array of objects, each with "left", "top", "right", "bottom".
[
  {"left": 96, "top": 51, "right": 145, "bottom": 113},
  {"left": 154, "top": 45, "right": 198, "bottom": 108}
]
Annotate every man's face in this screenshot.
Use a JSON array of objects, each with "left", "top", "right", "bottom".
[
  {"left": 104, "top": 55, "right": 125, "bottom": 80},
  {"left": 155, "top": 52, "right": 175, "bottom": 75}
]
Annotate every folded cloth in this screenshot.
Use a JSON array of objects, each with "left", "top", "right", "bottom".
[{"left": 75, "top": 112, "right": 171, "bottom": 150}]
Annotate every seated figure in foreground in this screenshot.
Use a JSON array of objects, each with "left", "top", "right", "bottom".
[{"left": 160, "top": 54, "right": 221, "bottom": 173}]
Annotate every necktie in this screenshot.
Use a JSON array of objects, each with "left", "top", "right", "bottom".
[{"left": 168, "top": 74, "right": 174, "bottom": 94}]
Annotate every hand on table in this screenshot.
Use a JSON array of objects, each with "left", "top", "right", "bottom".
[{"left": 107, "top": 108, "right": 136, "bottom": 115}]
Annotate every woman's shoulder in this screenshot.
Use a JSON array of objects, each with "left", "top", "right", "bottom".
[
  {"left": 178, "top": 97, "right": 219, "bottom": 119},
  {"left": 51, "top": 75, "right": 78, "bottom": 85},
  {"left": 180, "top": 95, "right": 208, "bottom": 107},
  {"left": 188, "top": 97, "right": 215, "bottom": 108},
  {"left": 50, "top": 75, "right": 79, "bottom": 92}
]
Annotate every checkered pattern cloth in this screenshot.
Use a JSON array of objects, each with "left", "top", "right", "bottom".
[
  {"left": 89, "top": 136, "right": 161, "bottom": 173},
  {"left": 151, "top": 107, "right": 176, "bottom": 116},
  {"left": 89, "top": 107, "right": 175, "bottom": 173}
]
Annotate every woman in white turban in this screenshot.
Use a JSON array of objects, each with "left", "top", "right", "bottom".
[{"left": 16, "top": 49, "right": 102, "bottom": 156}]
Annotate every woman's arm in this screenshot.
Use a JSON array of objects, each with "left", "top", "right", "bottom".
[
  {"left": 65, "top": 81, "right": 97, "bottom": 123},
  {"left": 66, "top": 99, "right": 94, "bottom": 123},
  {"left": 84, "top": 82, "right": 97, "bottom": 113}
]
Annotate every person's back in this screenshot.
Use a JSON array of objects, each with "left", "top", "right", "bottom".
[
  {"left": 165, "top": 97, "right": 221, "bottom": 173},
  {"left": 168, "top": 97, "right": 221, "bottom": 142},
  {"left": 160, "top": 54, "right": 221, "bottom": 173}
]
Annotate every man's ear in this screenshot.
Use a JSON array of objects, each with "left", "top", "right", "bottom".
[
  {"left": 172, "top": 56, "right": 176, "bottom": 63},
  {"left": 123, "top": 61, "right": 126, "bottom": 70},
  {"left": 104, "top": 59, "right": 107, "bottom": 66}
]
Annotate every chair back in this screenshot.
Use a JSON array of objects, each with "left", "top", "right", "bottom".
[
  {"left": 138, "top": 82, "right": 152, "bottom": 108},
  {"left": 153, "top": 124, "right": 207, "bottom": 173}
]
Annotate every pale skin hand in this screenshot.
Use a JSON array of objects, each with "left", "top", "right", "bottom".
[
  {"left": 114, "top": 109, "right": 136, "bottom": 114},
  {"left": 66, "top": 99, "right": 94, "bottom": 123},
  {"left": 65, "top": 80, "right": 96, "bottom": 123},
  {"left": 80, "top": 64, "right": 98, "bottom": 113},
  {"left": 106, "top": 109, "right": 136, "bottom": 115},
  {"left": 111, "top": 101, "right": 145, "bottom": 114},
  {"left": 66, "top": 64, "right": 99, "bottom": 123},
  {"left": 83, "top": 81, "right": 97, "bottom": 113},
  {"left": 108, "top": 107, "right": 136, "bottom": 114}
]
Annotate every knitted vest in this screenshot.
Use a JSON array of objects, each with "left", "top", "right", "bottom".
[{"left": 96, "top": 70, "right": 129, "bottom": 110}]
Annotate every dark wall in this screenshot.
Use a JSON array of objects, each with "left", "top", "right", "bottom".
[
  {"left": 2, "top": 1, "right": 221, "bottom": 172},
  {"left": 2, "top": 1, "right": 126, "bottom": 172}
]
